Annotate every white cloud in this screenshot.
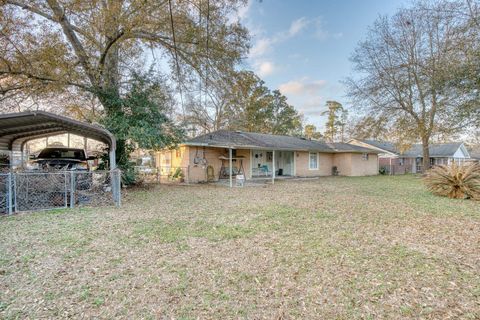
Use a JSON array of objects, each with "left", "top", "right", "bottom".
[
  {"left": 250, "top": 16, "right": 310, "bottom": 59},
  {"left": 288, "top": 17, "right": 309, "bottom": 37},
  {"left": 313, "top": 18, "right": 343, "bottom": 41},
  {"left": 250, "top": 38, "right": 274, "bottom": 58},
  {"left": 279, "top": 78, "right": 327, "bottom": 96},
  {"left": 257, "top": 61, "right": 275, "bottom": 77}
]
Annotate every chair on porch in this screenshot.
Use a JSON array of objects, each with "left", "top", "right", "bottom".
[{"left": 259, "top": 165, "right": 271, "bottom": 176}]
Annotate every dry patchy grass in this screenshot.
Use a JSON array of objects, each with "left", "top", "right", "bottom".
[{"left": 0, "top": 175, "right": 479, "bottom": 319}]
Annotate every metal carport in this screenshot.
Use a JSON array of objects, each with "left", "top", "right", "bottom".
[
  {"left": 0, "top": 111, "right": 120, "bottom": 214},
  {"left": 0, "top": 111, "right": 116, "bottom": 169}
]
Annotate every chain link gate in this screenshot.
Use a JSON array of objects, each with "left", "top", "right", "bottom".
[{"left": 0, "top": 170, "right": 121, "bottom": 215}]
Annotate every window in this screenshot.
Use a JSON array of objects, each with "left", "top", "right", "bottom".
[
  {"left": 399, "top": 158, "right": 404, "bottom": 166},
  {"left": 362, "top": 153, "right": 369, "bottom": 161},
  {"left": 309, "top": 152, "right": 318, "bottom": 170},
  {"left": 176, "top": 149, "right": 181, "bottom": 158}
]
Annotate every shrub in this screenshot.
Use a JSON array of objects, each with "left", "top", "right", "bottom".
[
  {"left": 170, "top": 168, "right": 184, "bottom": 181},
  {"left": 379, "top": 166, "right": 387, "bottom": 175},
  {"left": 423, "top": 162, "right": 480, "bottom": 200}
]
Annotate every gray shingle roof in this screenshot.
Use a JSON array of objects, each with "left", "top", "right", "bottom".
[
  {"left": 361, "top": 140, "right": 398, "bottom": 153},
  {"left": 470, "top": 152, "right": 480, "bottom": 160},
  {"left": 186, "top": 130, "right": 378, "bottom": 153},
  {"left": 359, "top": 140, "right": 464, "bottom": 157}
]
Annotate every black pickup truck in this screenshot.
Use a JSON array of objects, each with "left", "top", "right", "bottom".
[{"left": 30, "top": 147, "right": 93, "bottom": 171}]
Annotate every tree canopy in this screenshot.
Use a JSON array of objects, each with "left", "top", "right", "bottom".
[
  {"left": 0, "top": 0, "right": 250, "bottom": 174},
  {"left": 346, "top": 0, "right": 480, "bottom": 168},
  {"left": 186, "top": 70, "right": 303, "bottom": 136},
  {"left": 0, "top": 0, "right": 249, "bottom": 103}
]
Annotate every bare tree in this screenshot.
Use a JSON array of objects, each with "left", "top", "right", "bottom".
[{"left": 346, "top": 0, "right": 479, "bottom": 169}]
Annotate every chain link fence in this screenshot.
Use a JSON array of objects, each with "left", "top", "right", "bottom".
[
  {"left": 0, "top": 173, "right": 9, "bottom": 214},
  {"left": 135, "top": 166, "right": 189, "bottom": 184},
  {"left": 0, "top": 169, "right": 121, "bottom": 215}
]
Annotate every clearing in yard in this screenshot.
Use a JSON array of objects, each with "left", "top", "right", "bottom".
[{"left": 0, "top": 175, "right": 479, "bottom": 319}]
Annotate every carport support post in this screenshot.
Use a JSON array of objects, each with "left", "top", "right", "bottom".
[
  {"left": 229, "top": 148, "right": 233, "bottom": 188},
  {"left": 115, "top": 169, "right": 121, "bottom": 207},
  {"left": 109, "top": 149, "right": 116, "bottom": 169}
]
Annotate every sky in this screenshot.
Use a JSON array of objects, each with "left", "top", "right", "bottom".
[{"left": 239, "top": 0, "right": 410, "bottom": 130}]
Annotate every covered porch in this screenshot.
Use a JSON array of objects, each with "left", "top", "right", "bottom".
[
  {"left": 222, "top": 148, "right": 294, "bottom": 188},
  {"left": 250, "top": 149, "right": 295, "bottom": 178}
]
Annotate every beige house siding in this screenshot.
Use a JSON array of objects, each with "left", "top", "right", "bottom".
[
  {"left": 295, "top": 151, "right": 333, "bottom": 176},
  {"left": 188, "top": 146, "right": 222, "bottom": 182},
  {"left": 350, "top": 153, "right": 378, "bottom": 176},
  {"left": 333, "top": 153, "right": 352, "bottom": 176},
  {"left": 156, "top": 146, "right": 378, "bottom": 182},
  {"left": 333, "top": 153, "right": 378, "bottom": 176},
  {"left": 156, "top": 146, "right": 252, "bottom": 183}
]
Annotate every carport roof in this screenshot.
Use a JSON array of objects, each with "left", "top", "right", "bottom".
[{"left": 0, "top": 111, "right": 115, "bottom": 151}]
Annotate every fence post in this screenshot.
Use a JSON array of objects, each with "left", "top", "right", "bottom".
[
  {"left": 64, "top": 172, "right": 68, "bottom": 208},
  {"left": 13, "top": 173, "right": 17, "bottom": 213},
  {"left": 70, "top": 171, "right": 75, "bottom": 208},
  {"left": 7, "top": 172, "right": 13, "bottom": 215}
]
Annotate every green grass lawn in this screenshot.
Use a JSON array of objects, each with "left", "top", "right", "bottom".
[{"left": 0, "top": 175, "right": 479, "bottom": 319}]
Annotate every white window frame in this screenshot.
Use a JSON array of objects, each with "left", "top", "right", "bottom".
[
  {"left": 309, "top": 152, "right": 319, "bottom": 170},
  {"left": 362, "top": 153, "right": 369, "bottom": 161}
]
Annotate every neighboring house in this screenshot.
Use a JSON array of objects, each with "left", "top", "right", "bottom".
[
  {"left": 467, "top": 148, "right": 480, "bottom": 163},
  {"left": 156, "top": 130, "right": 380, "bottom": 184},
  {"left": 348, "top": 139, "right": 471, "bottom": 174}
]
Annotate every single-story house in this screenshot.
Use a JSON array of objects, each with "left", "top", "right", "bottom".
[
  {"left": 348, "top": 139, "right": 471, "bottom": 174},
  {"left": 467, "top": 146, "right": 480, "bottom": 163},
  {"left": 155, "top": 130, "right": 380, "bottom": 185}
]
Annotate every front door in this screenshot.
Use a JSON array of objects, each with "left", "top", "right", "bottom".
[
  {"left": 275, "top": 151, "right": 293, "bottom": 176},
  {"left": 282, "top": 152, "right": 293, "bottom": 175}
]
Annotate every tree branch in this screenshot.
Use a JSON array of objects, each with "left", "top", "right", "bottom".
[
  {"left": 98, "top": 29, "right": 125, "bottom": 69},
  {"left": 4, "top": 0, "right": 101, "bottom": 48},
  {"left": 0, "top": 70, "right": 90, "bottom": 91},
  {"left": 45, "top": 0, "right": 98, "bottom": 86}
]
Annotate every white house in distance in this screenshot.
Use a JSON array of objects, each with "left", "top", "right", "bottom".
[{"left": 348, "top": 139, "right": 471, "bottom": 174}]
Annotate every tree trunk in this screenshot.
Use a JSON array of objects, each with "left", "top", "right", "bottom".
[{"left": 421, "top": 137, "right": 430, "bottom": 172}]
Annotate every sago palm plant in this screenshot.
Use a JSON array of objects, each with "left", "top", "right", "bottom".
[{"left": 423, "top": 162, "right": 480, "bottom": 200}]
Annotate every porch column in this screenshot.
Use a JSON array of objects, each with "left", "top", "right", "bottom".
[
  {"left": 272, "top": 150, "right": 275, "bottom": 184},
  {"left": 229, "top": 148, "right": 233, "bottom": 188}
]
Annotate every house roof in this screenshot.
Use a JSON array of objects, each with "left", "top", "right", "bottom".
[
  {"left": 186, "top": 130, "right": 379, "bottom": 153},
  {"left": 360, "top": 140, "right": 399, "bottom": 154},
  {"left": 357, "top": 139, "right": 466, "bottom": 157},
  {"left": 468, "top": 147, "right": 480, "bottom": 159}
]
